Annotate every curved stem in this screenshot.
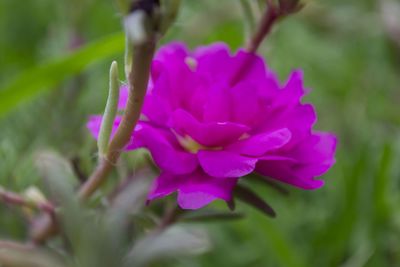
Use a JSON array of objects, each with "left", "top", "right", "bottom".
[
  {"left": 31, "top": 40, "right": 156, "bottom": 244},
  {"left": 0, "top": 188, "right": 55, "bottom": 214},
  {"left": 78, "top": 41, "right": 155, "bottom": 199},
  {"left": 246, "top": 1, "right": 279, "bottom": 53}
]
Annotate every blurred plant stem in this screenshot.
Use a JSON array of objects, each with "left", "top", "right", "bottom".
[
  {"left": 0, "top": 187, "right": 55, "bottom": 214},
  {"left": 246, "top": 0, "right": 303, "bottom": 53},
  {"left": 379, "top": 0, "right": 400, "bottom": 50},
  {"left": 232, "top": 0, "right": 303, "bottom": 86},
  {"left": 30, "top": 0, "right": 177, "bottom": 244},
  {"left": 79, "top": 41, "right": 155, "bottom": 199},
  {"left": 239, "top": 0, "right": 256, "bottom": 42},
  {"left": 31, "top": 39, "right": 156, "bottom": 245},
  {"left": 246, "top": 0, "right": 280, "bottom": 53}
]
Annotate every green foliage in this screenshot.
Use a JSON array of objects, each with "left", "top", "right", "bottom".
[
  {"left": 0, "top": 32, "right": 124, "bottom": 117},
  {"left": 1, "top": 0, "right": 400, "bottom": 267}
]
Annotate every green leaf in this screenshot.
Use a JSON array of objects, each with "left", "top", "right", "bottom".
[
  {"left": 125, "top": 226, "right": 210, "bottom": 267},
  {"left": 234, "top": 184, "right": 276, "bottom": 217},
  {"left": 34, "top": 150, "right": 78, "bottom": 202},
  {"left": 0, "top": 241, "right": 67, "bottom": 267},
  {"left": 0, "top": 32, "right": 125, "bottom": 117},
  {"left": 180, "top": 209, "right": 245, "bottom": 223}
]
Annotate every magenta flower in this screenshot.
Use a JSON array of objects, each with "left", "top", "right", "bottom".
[{"left": 88, "top": 42, "right": 337, "bottom": 209}]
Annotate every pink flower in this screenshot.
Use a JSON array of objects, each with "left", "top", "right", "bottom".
[{"left": 88, "top": 42, "right": 337, "bottom": 209}]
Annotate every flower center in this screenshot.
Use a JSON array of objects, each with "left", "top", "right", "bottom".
[
  {"left": 184, "top": 56, "right": 197, "bottom": 71},
  {"left": 175, "top": 133, "right": 221, "bottom": 153}
]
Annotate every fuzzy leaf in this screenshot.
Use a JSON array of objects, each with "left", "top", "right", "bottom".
[
  {"left": 125, "top": 226, "right": 210, "bottom": 267},
  {"left": 0, "top": 241, "right": 66, "bottom": 267}
]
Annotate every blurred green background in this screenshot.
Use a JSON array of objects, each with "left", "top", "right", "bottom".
[{"left": 1, "top": 0, "right": 400, "bottom": 266}]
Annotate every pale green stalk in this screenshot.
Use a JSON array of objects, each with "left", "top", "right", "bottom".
[
  {"left": 97, "top": 61, "right": 120, "bottom": 157},
  {"left": 240, "top": 0, "right": 256, "bottom": 40},
  {"left": 159, "top": 0, "right": 181, "bottom": 35},
  {"left": 124, "top": 36, "right": 133, "bottom": 80}
]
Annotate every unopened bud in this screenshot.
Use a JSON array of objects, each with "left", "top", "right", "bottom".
[
  {"left": 278, "top": 0, "right": 303, "bottom": 15},
  {"left": 23, "top": 186, "right": 47, "bottom": 205}
]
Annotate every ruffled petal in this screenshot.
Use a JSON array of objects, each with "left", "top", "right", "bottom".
[
  {"left": 194, "top": 42, "right": 232, "bottom": 81},
  {"left": 198, "top": 150, "right": 257, "bottom": 178},
  {"left": 142, "top": 93, "right": 172, "bottom": 125},
  {"left": 150, "top": 42, "right": 197, "bottom": 110},
  {"left": 256, "top": 132, "right": 337, "bottom": 189},
  {"left": 135, "top": 124, "right": 198, "bottom": 174},
  {"left": 87, "top": 115, "right": 107, "bottom": 139},
  {"left": 258, "top": 103, "right": 316, "bottom": 147},
  {"left": 147, "top": 172, "right": 180, "bottom": 200},
  {"left": 177, "top": 192, "right": 218, "bottom": 210},
  {"left": 273, "top": 70, "right": 307, "bottom": 107},
  {"left": 288, "top": 132, "right": 337, "bottom": 177},
  {"left": 227, "top": 128, "right": 292, "bottom": 156},
  {"left": 117, "top": 85, "right": 129, "bottom": 109},
  {"left": 229, "top": 81, "right": 262, "bottom": 125},
  {"left": 153, "top": 41, "right": 189, "bottom": 63},
  {"left": 86, "top": 115, "right": 138, "bottom": 148},
  {"left": 148, "top": 170, "right": 238, "bottom": 209},
  {"left": 202, "top": 83, "right": 231, "bottom": 122},
  {"left": 229, "top": 50, "right": 267, "bottom": 83},
  {"left": 171, "top": 109, "right": 250, "bottom": 147}
]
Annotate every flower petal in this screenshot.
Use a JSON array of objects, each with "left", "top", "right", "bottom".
[
  {"left": 135, "top": 124, "right": 198, "bottom": 174},
  {"left": 194, "top": 42, "right": 232, "bottom": 81},
  {"left": 171, "top": 109, "right": 250, "bottom": 147},
  {"left": 258, "top": 103, "right": 316, "bottom": 147},
  {"left": 229, "top": 50, "right": 267, "bottom": 83},
  {"left": 148, "top": 170, "right": 238, "bottom": 209},
  {"left": 154, "top": 41, "right": 189, "bottom": 63},
  {"left": 202, "top": 83, "right": 231, "bottom": 123},
  {"left": 198, "top": 150, "right": 257, "bottom": 178},
  {"left": 256, "top": 132, "right": 337, "bottom": 189},
  {"left": 273, "top": 70, "right": 307, "bottom": 107},
  {"left": 142, "top": 93, "right": 172, "bottom": 125},
  {"left": 117, "top": 85, "right": 129, "bottom": 109},
  {"left": 177, "top": 192, "right": 218, "bottom": 210},
  {"left": 229, "top": 82, "right": 261, "bottom": 125},
  {"left": 148, "top": 172, "right": 180, "bottom": 200},
  {"left": 227, "top": 128, "right": 292, "bottom": 156},
  {"left": 86, "top": 115, "right": 130, "bottom": 144}
]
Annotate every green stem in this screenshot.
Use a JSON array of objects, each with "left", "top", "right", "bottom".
[
  {"left": 239, "top": 0, "right": 256, "bottom": 41},
  {"left": 31, "top": 40, "right": 156, "bottom": 244},
  {"left": 79, "top": 41, "right": 155, "bottom": 199}
]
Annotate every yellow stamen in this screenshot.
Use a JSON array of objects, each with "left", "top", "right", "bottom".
[
  {"left": 175, "top": 133, "right": 221, "bottom": 153},
  {"left": 185, "top": 56, "right": 198, "bottom": 71}
]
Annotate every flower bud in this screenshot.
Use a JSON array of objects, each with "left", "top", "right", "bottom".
[
  {"left": 98, "top": 61, "right": 120, "bottom": 157},
  {"left": 278, "top": 0, "right": 304, "bottom": 15}
]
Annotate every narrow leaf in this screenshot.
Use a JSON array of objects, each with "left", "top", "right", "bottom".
[
  {"left": 0, "top": 241, "right": 66, "bottom": 267},
  {"left": 249, "top": 174, "right": 290, "bottom": 196},
  {"left": 125, "top": 226, "right": 210, "bottom": 267},
  {"left": 180, "top": 210, "right": 245, "bottom": 223},
  {"left": 0, "top": 32, "right": 125, "bottom": 117},
  {"left": 234, "top": 184, "right": 276, "bottom": 217}
]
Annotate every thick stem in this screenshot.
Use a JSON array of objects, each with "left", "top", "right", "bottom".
[
  {"left": 31, "top": 40, "right": 156, "bottom": 244},
  {"left": 78, "top": 41, "right": 155, "bottom": 199}
]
